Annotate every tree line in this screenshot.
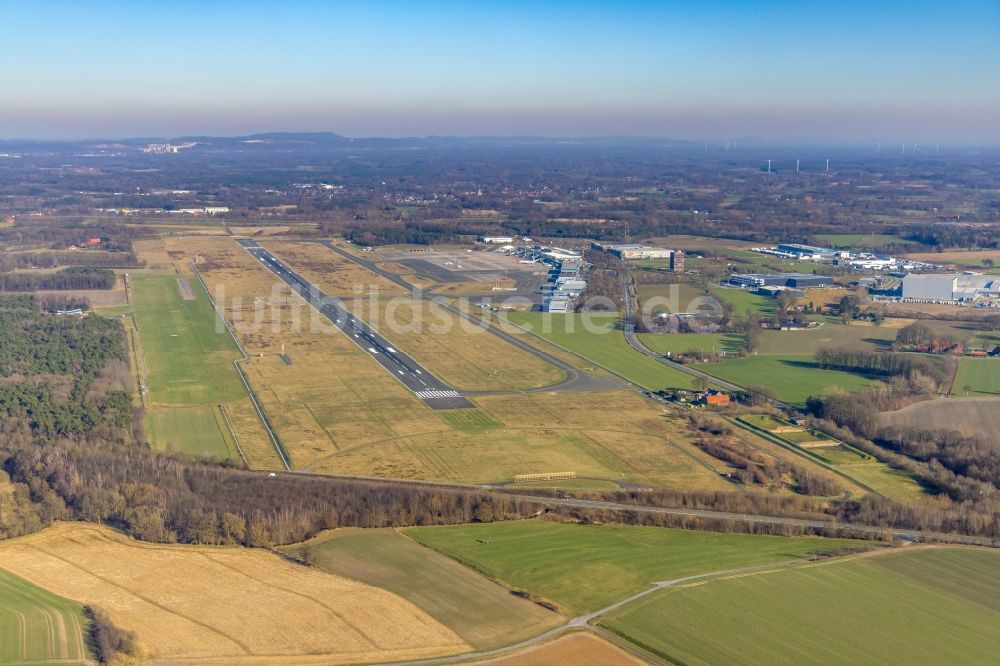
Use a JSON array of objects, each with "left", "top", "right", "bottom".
[{"left": 0, "top": 268, "right": 115, "bottom": 291}]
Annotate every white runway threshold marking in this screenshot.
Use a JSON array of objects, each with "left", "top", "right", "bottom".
[{"left": 415, "top": 389, "right": 463, "bottom": 399}]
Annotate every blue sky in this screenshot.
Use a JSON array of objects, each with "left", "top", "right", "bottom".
[{"left": 1, "top": 0, "right": 998, "bottom": 140}]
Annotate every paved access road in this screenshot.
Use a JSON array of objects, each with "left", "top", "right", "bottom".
[{"left": 239, "top": 240, "right": 473, "bottom": 409}]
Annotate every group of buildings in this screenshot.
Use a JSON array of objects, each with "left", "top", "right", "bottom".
[
  {"left": 752, "top": 242, "right": 938, "bottom": 272},
  {"left": 726, "top": 272, "right": 833, "bottom": 298},
  {"left": 591, "top": 242, "right": 685, "bottom": 272},
  {"left": 508, "top": 245, "right": 587, "bottom": 313}
]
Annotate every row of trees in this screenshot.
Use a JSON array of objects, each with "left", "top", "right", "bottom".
[
  {"left": 814, "top": 347, "right": 953, "bottom": 389},
  {"left": 0, "top": 268, "right": 115, "bottom": 291},
  {"left": 1, "top": 442, "right": 536, "bottom": 546}
]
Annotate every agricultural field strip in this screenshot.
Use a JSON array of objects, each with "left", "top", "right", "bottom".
[
  {"left": 373, "top": 559, "right": 815, "bottom": 666},
  {"left": 189, "top": 262, "right": 291, "bottom": 469},
  {"left": 600, "top": 547, "right": 1000, "bottom": 666},
  {"left": 0, "top": 524, "right": 469, "bottom": 663},
  {"left": 0, "top": 567, "right": 91, "bottom": 665},
  {"left": 384, "top": 550, "right": 920, "bottom": 666},
  {"left": 239, "top": 240, "right": 473, "bottom": 408}
]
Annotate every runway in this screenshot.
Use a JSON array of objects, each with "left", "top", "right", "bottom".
[{"left": 238, "top": 240, "right": 473, "bottom": 409}]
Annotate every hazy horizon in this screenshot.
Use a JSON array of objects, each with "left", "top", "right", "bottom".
[{"left": 2, "top": 0, "right": 998, "bottom": 142}]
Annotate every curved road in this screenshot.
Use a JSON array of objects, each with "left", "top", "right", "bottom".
[
  {"left": 374, "top": 555, "right": 863, "bottom": 666},
  {"left": 620, "top": 278, "right": 747, "bottom": 394}
]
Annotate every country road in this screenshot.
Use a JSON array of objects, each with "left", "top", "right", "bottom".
[
  {"left": 375, "top": 556, "right": 853, "bottom": 666},
  {"left": 620, "top": 277, "right": 754, "bottom": 396}
]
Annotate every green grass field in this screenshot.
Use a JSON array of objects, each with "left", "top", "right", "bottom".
[
  {"left": 638, "top": 332, "right": 744, "bottom": 356},
  {"left": 504, "top": 312, "right": 695, "bottom": 390},
  {"left": 709, "top": 287, "right": 776, "bottom": 317},
  {"left": 278, "top": 529, "right": 562, "bottom": 649},
  {"left": 132, "top": 275, "right": 248, "bottom": 458},
  {"left": 603, "top": 548, "right": 1000, "bottom": 666},
  {"left": 0, "top": 568, "right": 92, "bottom": 664},
  {"left": 756, "top": 324, "right": 896, "bottom": 355},
  {"left": 952, "top": 357, "right": 1000, "bottom": 396},
  {"left": 636, "top": 284, "right": 712, "bottom": 315},
  {"left": 132, "top": 275, "right": 245, "bottom": 406},
  {"left": 701, "top": 354, "right": 874, "bottom": 404},
  {"left": 405, "top": 520, "right": 870, "bottom": 615},
  {"left": 146, "top": 405, "right": 235, "bottom": 459}
]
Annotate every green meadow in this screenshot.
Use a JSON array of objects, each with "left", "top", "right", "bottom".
[
  {"left": 603, "top": 548, "right": 1000, "bottom": 666},
  {"left": 405, "top": 520, "right": 870, "bottom": 615}
]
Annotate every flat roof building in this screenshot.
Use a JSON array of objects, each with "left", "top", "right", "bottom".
[
  {"left": 592, "top": 242, "right": 675, "bottom": 260},
  {"left": 903, "top": 273, "right": 1000, "bottom": 302}
]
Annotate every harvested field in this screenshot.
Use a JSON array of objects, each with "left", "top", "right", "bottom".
[
  {"left": 0, "top": 567, "right": 91, "bottom": 665},
  {"left": 0, "top": 523, "right": 468, "bottom": 665},
  {"left": 905, "top": 249, "right": 1000, "bottom": 267},
  {"left": 882, "top": 397, "right": 1000, "bottom": 439},
  {"left": 279, "top": 529, "right": 562, "bottom": 650},
  {"left": 476, "top": 633, "right": 647, "bottom": 666}
]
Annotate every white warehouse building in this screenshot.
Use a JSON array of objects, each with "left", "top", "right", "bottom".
[{"left": 902, "top": 273, "right": 1000, "bottom": 302}]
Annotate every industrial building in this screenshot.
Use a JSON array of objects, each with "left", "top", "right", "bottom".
[
  {"left": 479, "top": 235, "right": 515, "bottom": 244},
  {"left": 592, "top": 242, "right": 672, "bottom": 260},
  {"left": 727, "top": 273, "right": 833, "bottom": 290},
  {"left": 775, "top": 243, "right": 837, "bottom": 260},
  {"left": 902, "top": 273, "right": 1000, "bottom": 302},
  {"left": 592, "top": 242, "right": 684, "bottom": 272}
]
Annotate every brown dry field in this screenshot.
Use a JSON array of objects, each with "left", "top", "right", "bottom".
[
  {"left": 152, "top": 236, "right": 730, "bottom": 489},
  {"left": 313, "top": 391, "right": 732, "bottom": 490},
  {"left": 344, "top": 298, "right": 565, "bottom": 391},
  {"left": 133, "top": 238, "right": 182, "bottom": 272},
  {"left": 0, "top": 523, "right": 469, "bottom": 665},
  {"left": 183, "top": 236, "right": 435, "bottom": 468},
  {"left": 37, "top": 285, "right": 128, "bottom": 308},
  {"left": 229, "top": 225, "right": 292, "bottom": 236},
  {"left": 264, "top": 240, "right": 565, "bottom": 391},
  {"left": 880, "top": 397, "right": 1000, "bottom": 440},
  {"left": 265, "top": 240, "right": 409, "bottom": 296},
  {"left": 904, "top": 249, "right": 1000, "bottom": 265},
  {"left": 473, "top": 632, "right": 648, "bottom": 666},
  {"left": 643, "top": 235, "right": 758, "bottom": 250}
]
